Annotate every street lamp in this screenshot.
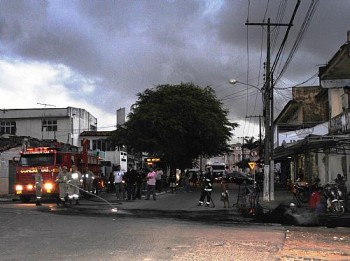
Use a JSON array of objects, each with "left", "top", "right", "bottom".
[
  {"left": 229, "top": 78, "right": 274, "bottom": 202},
  {"left": 228, "top": 78, "right": 263, "bottom": 92}
]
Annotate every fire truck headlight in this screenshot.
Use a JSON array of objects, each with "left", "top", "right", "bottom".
[
  {"left": 44, "top": 183, "right": 53, "bottom": 190},
  {"left": 15, "top": 185, "right": 23, "bottom": 191},
  {"left": 27, "top": 184, "right": 34, "bottom": 190}
]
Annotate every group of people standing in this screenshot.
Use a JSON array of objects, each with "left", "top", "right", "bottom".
[
  {"left": 197, "top": 165, "right": 230, "bottom": 208},
  {"left": 33, "top": 164, "right": 232, "bottom": 209},
  {"left": 110, "top": 164, "right": 165, "bottom": 201},
  {"left": 55, "top": 165, "right": 84, "bottom": 206}
]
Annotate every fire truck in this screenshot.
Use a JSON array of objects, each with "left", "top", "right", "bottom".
[{"left": 15, "top": 141, "right": 102, "bottom": 203}]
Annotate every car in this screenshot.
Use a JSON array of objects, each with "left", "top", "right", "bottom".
[
  {"left": 213, "top": 172, "right": 223, "bottom": 182},
  {"left": 227, "top": 172, "right": 254, "bottom": 185}
]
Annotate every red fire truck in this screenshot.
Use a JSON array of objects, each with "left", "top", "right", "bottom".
[{"left": 15, "top": 141, "right": 102, "bottom": 203}]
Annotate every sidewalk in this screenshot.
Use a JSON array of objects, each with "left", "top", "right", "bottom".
[
  {"left": 0, "top": 194, "right": 18, "bottom": 202},
  {"left": 0, "top": 184, "right": 295, "bottom": 213},
  {"left": 93, "top": 184, "right": 295, "bottom": 213}
]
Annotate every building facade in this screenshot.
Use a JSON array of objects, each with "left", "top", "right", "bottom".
[
  {"left": 0, "top": 107, "right": 97, "bottom": 147},
  {"left": 274, "top": 31, "right": 350, "bottom": 190}
]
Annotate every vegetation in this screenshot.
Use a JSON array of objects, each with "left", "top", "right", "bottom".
[{"left": 110, "top": 83, "right": 238, "bottom": 170}]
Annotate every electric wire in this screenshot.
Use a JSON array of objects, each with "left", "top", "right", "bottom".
[
  {"left": 269, "top": 0, "right": 300, "bottom": 79},
  {"left": 275, "top": 0, "right": 319, "bottom": 84},
  {"left": 274, "top": 72, "right": 318, "bottom": 90},
  {"left": 271, "top": 0, "right": 287, "bottom": 54}
]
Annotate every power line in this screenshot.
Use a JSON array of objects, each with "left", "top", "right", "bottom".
[{"left": 275, "top": 0, "right": 320, "bottom": 84}]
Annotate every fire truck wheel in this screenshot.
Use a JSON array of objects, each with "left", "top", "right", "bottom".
[{"left": 19, "top": 195, "right": 31, "bottom": 203}]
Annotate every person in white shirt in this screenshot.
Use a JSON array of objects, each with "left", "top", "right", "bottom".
[{"left": 113, "top": 165, "right": 125, "bottom": 200}]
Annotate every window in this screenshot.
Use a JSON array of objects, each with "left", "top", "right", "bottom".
[
  {"left": 56, "top": 154, "right": 63, "bottom": 165},
  {"left": 42, "top": 119, "right": 57, "bottom": 131},
  {"left": 0, "top": 121, "right": 16, "bottom": 135},
  {"left": 92, "top": 139, "right": 113, "bottom": 151},
  {"left": 18, "top": 154, "right": 55, "bottom": 167}
]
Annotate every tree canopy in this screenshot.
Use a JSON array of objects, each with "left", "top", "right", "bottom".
[{"left": 110, "top": 83, "right": 238, "bottom": 170}]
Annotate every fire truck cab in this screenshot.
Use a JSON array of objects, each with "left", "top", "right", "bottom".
[{"left": 15, "top": 145, "right": 101, "bottom": 203}]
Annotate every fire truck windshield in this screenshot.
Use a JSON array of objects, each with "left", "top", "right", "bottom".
[
  {"left": 18, "top": 154, "right": 55, "bottom": 167},
  {"left": 212, "top": 165, "right": 225, "bottom": 171}
]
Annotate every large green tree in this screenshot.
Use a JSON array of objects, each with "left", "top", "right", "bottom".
[{"left": 111, "top": 83, "right": 238, "bottom": 170}]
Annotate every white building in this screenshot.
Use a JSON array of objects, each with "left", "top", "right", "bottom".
[
  {"left": 0, "top": 107, "right": 97, "bottom": 147},
  {"left": 0, "top": 145, "right": 22, "bottom": 195}
]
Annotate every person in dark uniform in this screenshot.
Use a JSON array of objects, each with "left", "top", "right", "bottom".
[
  {"left": 135, "top": 168, "right": 143, "bottom": 200},
  {"left": 34, "top": 169, "right": 43, "bottom": 206},
  {"left": 126, "top": 164, "right": 138, "bottom": 200},
  {"left": 197, "top": 166, "right": 213, "bottom": 207}
]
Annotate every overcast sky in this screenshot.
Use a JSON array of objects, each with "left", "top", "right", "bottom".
[{"left": 0, "top": 0, "right": 349, "bottom": 142}]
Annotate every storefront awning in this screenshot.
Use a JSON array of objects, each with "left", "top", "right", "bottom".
[{"left": 274, "top": 134, "right": 350, "bottom": 160}]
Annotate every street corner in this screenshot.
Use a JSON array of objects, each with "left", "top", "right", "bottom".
[
  {"left": 0, "top": 195, "right": 18, "bottom": 202},
  {"left": 35, "top": 201, "right": 132, "bottom": 217},
  {"left": 252, "top": 203, "right": 303, "bottom": 225}
]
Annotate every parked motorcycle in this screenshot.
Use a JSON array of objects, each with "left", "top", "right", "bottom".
[
  {"left": 324, "top": 182, "right": 346, "bottom": 217},
  {"left": 293, "top": 178, "right": 321, "bottom": 204}
]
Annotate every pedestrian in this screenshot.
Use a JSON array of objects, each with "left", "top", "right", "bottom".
[
  {"left": 126, "top": 164, "right": 138, "bottom": 200},
  {"left": 83, "top": 167, "right": 95, "bottom": 193},
  {"left": 145, "top": 167, "right": 156, "bottom": 200},
  {"left": 92, "top": 172, "right": 99, "bottom": 195},
  {"left": 161, "top": 169, "right": 168, "bottom": 191},
  {"left": 220, "top": 180, "right": 230, "bottom": 208},
  {"left": 197, "top": 166, "right": 213, "bottom": 207},
  {"left": 315, "top": 187, "right": 326, "bottom": 214},
  {"left": 335, "top": 173, "right": 347, "bottom": 195},
  {"left": 309, "top": 187, "right": 321, "bottom": 210},
  {"left": 55, "top": 166, "right": 69, "bottom": 206},
  {"left": 190, "top": 170, "right": 198, "bottom": 188},
  {"left": 135, "top": 167, "right": 143, "bottom": 199},
  {"left": 297, "top": 168, "right": 304, "bottom": 181},
  {"left": 155, "top": 167, "right": 163, "bottom": 193},
  {"left": 67, "top": 165, "right": 83, "bottom": 205},
  {"left": 168, "top": 170, "right": 177, "bottom": 193},
  {"left": 108, "top": 171, "right": 115, "bottom": 193},
  {"left": 113, "top": 165, "right": 125, "bottom": 200},
  {"left": 223, "top": 165, "right": 230, "bottom": 180},
  {"left": 34, "top": 168, "right": 43, "bottom": 206},
  {"left": 183, "top": 170, "right": 191, "bottom": 192}
]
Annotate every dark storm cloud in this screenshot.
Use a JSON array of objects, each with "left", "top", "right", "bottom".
[
  {"left": 216, "top": 0, "right": 350, "bottom": 81},
  {"left": 0, "top": 0, "right": 349, "bottom": 129}
]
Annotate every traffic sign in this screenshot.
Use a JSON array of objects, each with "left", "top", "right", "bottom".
[{"left": 248, "top": 162, "right": 256, "bottom": 170}]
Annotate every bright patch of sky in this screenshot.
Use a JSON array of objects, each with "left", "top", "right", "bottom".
[
  {"left": 202, "top": 0, "right": 224, "bottom": 16},
  {"left": 0, "top": 58, "right": 115, "bottom": 129}
]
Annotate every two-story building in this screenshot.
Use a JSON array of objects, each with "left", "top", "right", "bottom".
[
  {"left": 0, "top": 107, "right": 97, "bottom": 147},
  {"left": 274, "top": 31, "right": 350, "bottom": 189}
]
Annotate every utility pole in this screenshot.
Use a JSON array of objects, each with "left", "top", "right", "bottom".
[
  {"left": 246, "top": 19, "right": 291, "bottom": 202},
  {"left": 245, "top": 115, "right": 263, "bottom": 153}
]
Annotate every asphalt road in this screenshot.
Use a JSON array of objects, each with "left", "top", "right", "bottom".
[
  {"left": 1, "top": 186, "right": 350, "bottom": 260},
  {"left": 0, "top": 202, "right": 286, "bottom": 261}
]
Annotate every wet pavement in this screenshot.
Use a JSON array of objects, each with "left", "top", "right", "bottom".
[{"left": 2, "top": 183, "right": 350, "bottom": 227}]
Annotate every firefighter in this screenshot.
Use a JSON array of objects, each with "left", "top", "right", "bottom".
[
  {"left": 197, "top": 166, "right": 213, "bottom": 207},
  {"left": 34, "top": 168, "right": 43, "bottom": 206},
  {"left": 56, "top": 166, "right": 69, "bottom": 206},
  {"left": 83, "top": 167, "right": 95, "bottom": 193},
  {"left": 67, "top": 165, "right": 83, "bottom": 205}
]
